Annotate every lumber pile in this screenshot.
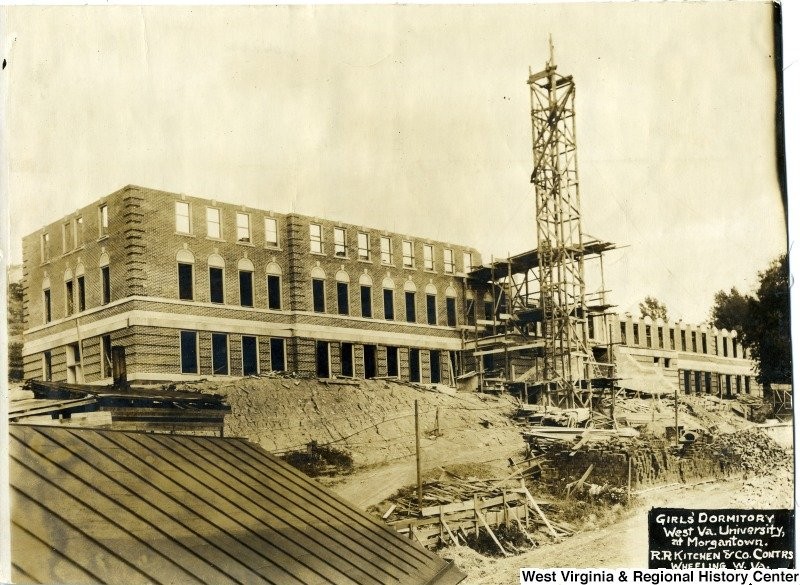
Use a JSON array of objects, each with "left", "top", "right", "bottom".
[{"left": 379, "top": 470, "right": 574, "bottom": 553}]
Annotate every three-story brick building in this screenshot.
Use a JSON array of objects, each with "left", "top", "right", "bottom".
[{"left": 22, "top": 185, "right": 481, "bottom": 384}]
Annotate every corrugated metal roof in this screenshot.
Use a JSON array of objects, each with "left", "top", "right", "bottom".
[{"left": 10, "top": 424, "right": 464, "bottom": 585}]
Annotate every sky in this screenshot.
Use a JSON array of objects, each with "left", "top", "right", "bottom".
[{"left": 0, "top": 2, "right": 788, "bottom": 324}]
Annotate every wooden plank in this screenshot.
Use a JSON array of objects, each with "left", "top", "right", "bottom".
[
  {"left": 522, "top": 488, "right": 558, "bottom": 538},
  {"left": 381, "top": 504, "right": 396, "bottom": 520},
  {"left": 441, "top": 519, "right": 460, "bottom": 547},
  {"left": 420, "top": 492, "right": 522, "bottom": 517},
  {"left": 566, "top": 464, "right": 594, "bottom": 499},
  {"left": 475, "top": 510, "right": 510, "bottom": 557}
]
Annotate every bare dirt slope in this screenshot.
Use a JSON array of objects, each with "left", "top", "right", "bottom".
[
  {"left": 440, "top": 461, "right": 794, "bottom": 584},
  {"left": 183, "top": 377, "right": 527, "bottom": 468}
]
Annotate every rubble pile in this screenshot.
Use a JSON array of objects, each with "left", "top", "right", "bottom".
[
  {"left": 700, "top": 427, "right": 790, "bottom": 474},
  {"left": 538, "top": 428, "right": 788, "bottom": 493}
]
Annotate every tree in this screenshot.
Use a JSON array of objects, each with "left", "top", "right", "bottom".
[
  {"left": 710, "top": 287, "right": 752, "bottom": 338},
  {"left": 639, "top": 296, "right": 668, "bottom": 321},
  {"left": 709, "top": 254, "right": 791, "bottom": 386},
  {"left": 747, "top": 254, "right": 792, "bottom": 386}
]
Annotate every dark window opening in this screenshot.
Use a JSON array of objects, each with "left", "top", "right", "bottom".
[
  {"left": 704, "top": 372, "right": 712, "bottom": 394},
  {"left": 446, "top": 297, "right": 457, "bottom": 327},
  {"left": 691, "top": 332, "right": 698, "bottom": 353},
  {"left": 43, "top": 289, "right": 52, "bottom": 323},
  {"left": 694, "top": 371, "right": 701, "bottom": 393},
  {"left": 386, "top": 346, "right": 399, "bottom": 377},
  {"left": 239, "top": 271, "right": 254, "bottom": 307},
  {"left": 430, "top": 350, "right": 441, "bottom": 384},
  {"left": 588, "top": 316, "right": 595, "bottom": 339},
  {"left": 657, "top": 327, "right": 664, "bottom": 348},
  {"left": 102, "top": 335, "right": 113, "bottom": 378},
  {"left": 484, "top": 300, "right": 493, "bottom": 321},
  {"left": 364, "top": 344, "right": 377, "bottom": 379},
  {"left": 405, "top": 291, "right": 416, "bottom": 323},
  {"left": 680, "top": 330, "right": 687, "bottom": 351},
  {"left": 669, "top": 329, "right": 675, "bottom": 349},
  {"left": 645, "top": 325, "right": 652, "bottom": 347},
  {"left": 725, "top": 375, "right": 732, "bottom": 398},
  {"left": 77, "top": 276, "right": 86, "bottom": 312},
  {"left": 620, "top": 323, "right": 627, "bottom": 345},
  {"left": 426, "top": 294, "right": 437, "bottom": 325},
  {"left": 723, "top": 338, "right": 728, "bottom": 357},
  {"left": 43, "top": 351, "right": 52, "bottom": 381},
  {"left": 701, "top": 333, "right": 707, "bottom": 354},
  {"left": 267, "top": 274, "right": 281, "bottom": 310},
  {"left": 360, "top": 285, "right": 372, "bottom": 318},
  {"left": 270, "top": 338, "right": 286, "bottom": 372},
  {"left": 101, "top": 266, "right": 111, "bottom": 305},
  {"left": 180, "top": 331, "right": 198, "bottom": 374},
  {"left": 212, "top": 333, "right": 229, "bottom": 375},
  {"left": 242, "top": 336, "right": 258, "bottom": 376},
  {"left": 466, "top": 299, "right": 475, "bottom": 326},
  {"left": 383, "top": 289, "right": 394, "bottom": 320},
  {"left": 664, "top": 358, "right": 671, "bottom": 368},
  {"left": 337, "top": 282, "right": 349, "bottom": 315},
  {"left": 633, "top": 324, "right": 639, "bottom": 345},
  {"left": 65, "top": 280, "right": 74, "bottom": 316},
  {"left": 409, "top": 348, "right": 421, "bottom": 383},
  {"left": 745, "top": 376, "right": 751, "bottom": 394},
  {"left": 316, "top": 341, "right": 330, "bottom": 378},
  {"left": 178, "top": 263, "right": 194, "bottom": 300},
  {"left": 312, "top": 279, "right": 325, "bottom": 313},
  {"left": 683, "top": 370, "right": 691, "bottom": 394},
  {"left": 341, "top": 342, "right": 354, "bottom": 377},
  {"left": 209, "top": 267, "right": 224, "bottom": 303}
]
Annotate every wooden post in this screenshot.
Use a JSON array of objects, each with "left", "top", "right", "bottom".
[
  {"left": 627, "top": 455, "right": 633, "bottom": 503},
  {"left": 435, "top": 406, "right": 441, "bottom": 437},
  {"left": 415, "top": 400, "right": 422, "bottom": 510}
]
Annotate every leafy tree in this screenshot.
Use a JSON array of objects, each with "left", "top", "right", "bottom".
[
  {"left": 639, "top": 296, "right": 668, "bottom": 321},
  {"left": 709, "top": 254, "right": 791, "bottom": 386},
  {"left": 710, "top": 287, "right": 752, "bottom": 337},
  {"left": 747, "top": 254, "right": 792, "bottom": 386}
]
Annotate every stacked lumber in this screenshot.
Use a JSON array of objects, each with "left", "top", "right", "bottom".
[{"left": 379, "top": 468, "right": 573, "bottom": 553}]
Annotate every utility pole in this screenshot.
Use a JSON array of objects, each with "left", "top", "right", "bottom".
[{"left": 415, "top": 400, "right": 422, "bottom": 509}]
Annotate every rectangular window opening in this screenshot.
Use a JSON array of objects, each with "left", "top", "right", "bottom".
[
  {"left": 357, "top": 232, "right": 370, "bottom": 260},
  {"left": 270, "top": 338, "right": 286, "bottom": 372},
  {"left": 337, "top": 281, "right": 349, "bottom": 315},
  {"left": 383, "top": 289, "right": 394, "bottom": 320},
  {"left": 99, "top": 204, "right": 108, "bottom": 237},
  {"left": 267, "top": 274, "right": 281, "bottom": 310},
  {"left": 236, "top": 212, "right": 250, "bottom": 243},
  {"left": 423, "top": 244, "right": 434, "bottom": 271},
  {"left": 178, "top": 263, "right": 194, "bottom": 300},
  {"left": 242, "top": 336, "right": 259, "bottom": 376},
  {"left": 360, "top": 285, "right": 372, "bottom": 318},
  {"left": 101, "top": 266, "right": 111, "bottom": 305},
  {"left": 310, "top": 223, "right": 323, "bottom": 254},
  {"left": 402, "top": 240, "right": 414, "bottom": 268},
  {"left": 75, "top": 217, "right": 84, "bottom": 247},
  {"left": 312, "top": 278, "right": 326, "bottom": 313},
  {"left": 386, "top": 346, "right": 399, "bottom": 378},
  {"left": 265, "top": 217, "right": 279, "bottom": 247},
  {"left": 364, "top": 344, "right": 377, "bottom": 379},
  {"left": 77, "top": 276, "right": 86, "bottom": 312},
  {"left": 102, "top": 335, "right": 113, "bottom": 378},
  {"left": 180, "top": 331, "right": 198, "bottom": 374},
  {"left": 206, "top": 208, "right": 221, "bottom": 239},
  {"left": 426, "top": 294, "right": 437, "bottom": 325},
  {"left": 209, "top": 267, "right": 224, "bottom": 303},
  {"left": 405, "top": 291, "right": 416, "bottom": 323},
  {"left": 65, "top": 280, "right": 74, "bottom": 316},
  {"left": 380, "top": 236, "right": 393, "bottom": 264},
  {"left": 430, "top": 350, "right": 441, "bottom": 384},
  {"left": 334, "top": 227, "right": 346, "bottom": 257},
  {"left": 409, "top": 348, "right": 421, "bottom": 383},
  {"left": 444, "top": 249, "right": 455, "bottom": 274},
  {"left": 239, "top": 270, "right": 254, "bottom": 307},
  {"left": 316, "top": 341, "right": 330, "bottom": 378},
  {"left": 341, "top": 342, "right": 354, "bottom": 377},
  {"left": 212, "top": 333, "right": 229, "bottom": 375},
  {"left": 175, "top": 201, "right": 191, "bottom": 234}
]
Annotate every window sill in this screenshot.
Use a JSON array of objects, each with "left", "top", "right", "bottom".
[
  {"left": 333, "top": 254, "right": 349, "bottom": 260},
  {"left": 265, "top": 245, "right": 281, "bottom": 251},
  {"left": 357, "top": 257, "right": 372, "bottom": 263},
  {"left": 175, "top": 232, "right": 196, "bottom": 238},
  {"left": 236, "top": 241, "right": 255, "bottom": 247},
  {"left": 206, "top": 237, "right": 226, "bottom": 243},
  {"left": 310, "top": 251, "right": 327, "bottom": 257}
]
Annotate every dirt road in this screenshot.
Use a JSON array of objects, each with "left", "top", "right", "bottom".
[{"left": 441, "top": 462, "right": 794, "bottom": 584}]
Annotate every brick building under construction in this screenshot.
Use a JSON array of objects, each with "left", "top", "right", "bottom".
[{"left": 20, "top": 50, "right": 761, "bottom": 403}]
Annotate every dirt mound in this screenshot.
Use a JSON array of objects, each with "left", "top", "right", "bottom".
[
  {"left": 702, "top": 427, "right": 790, "bottom": 474},
  {"left": 174, "top": 377, "right": 525, "bottom": 467}
]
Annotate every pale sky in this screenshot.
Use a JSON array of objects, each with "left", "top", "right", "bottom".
[{"left": 1, "top": 3, "right": 788, "bottom": 323}]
